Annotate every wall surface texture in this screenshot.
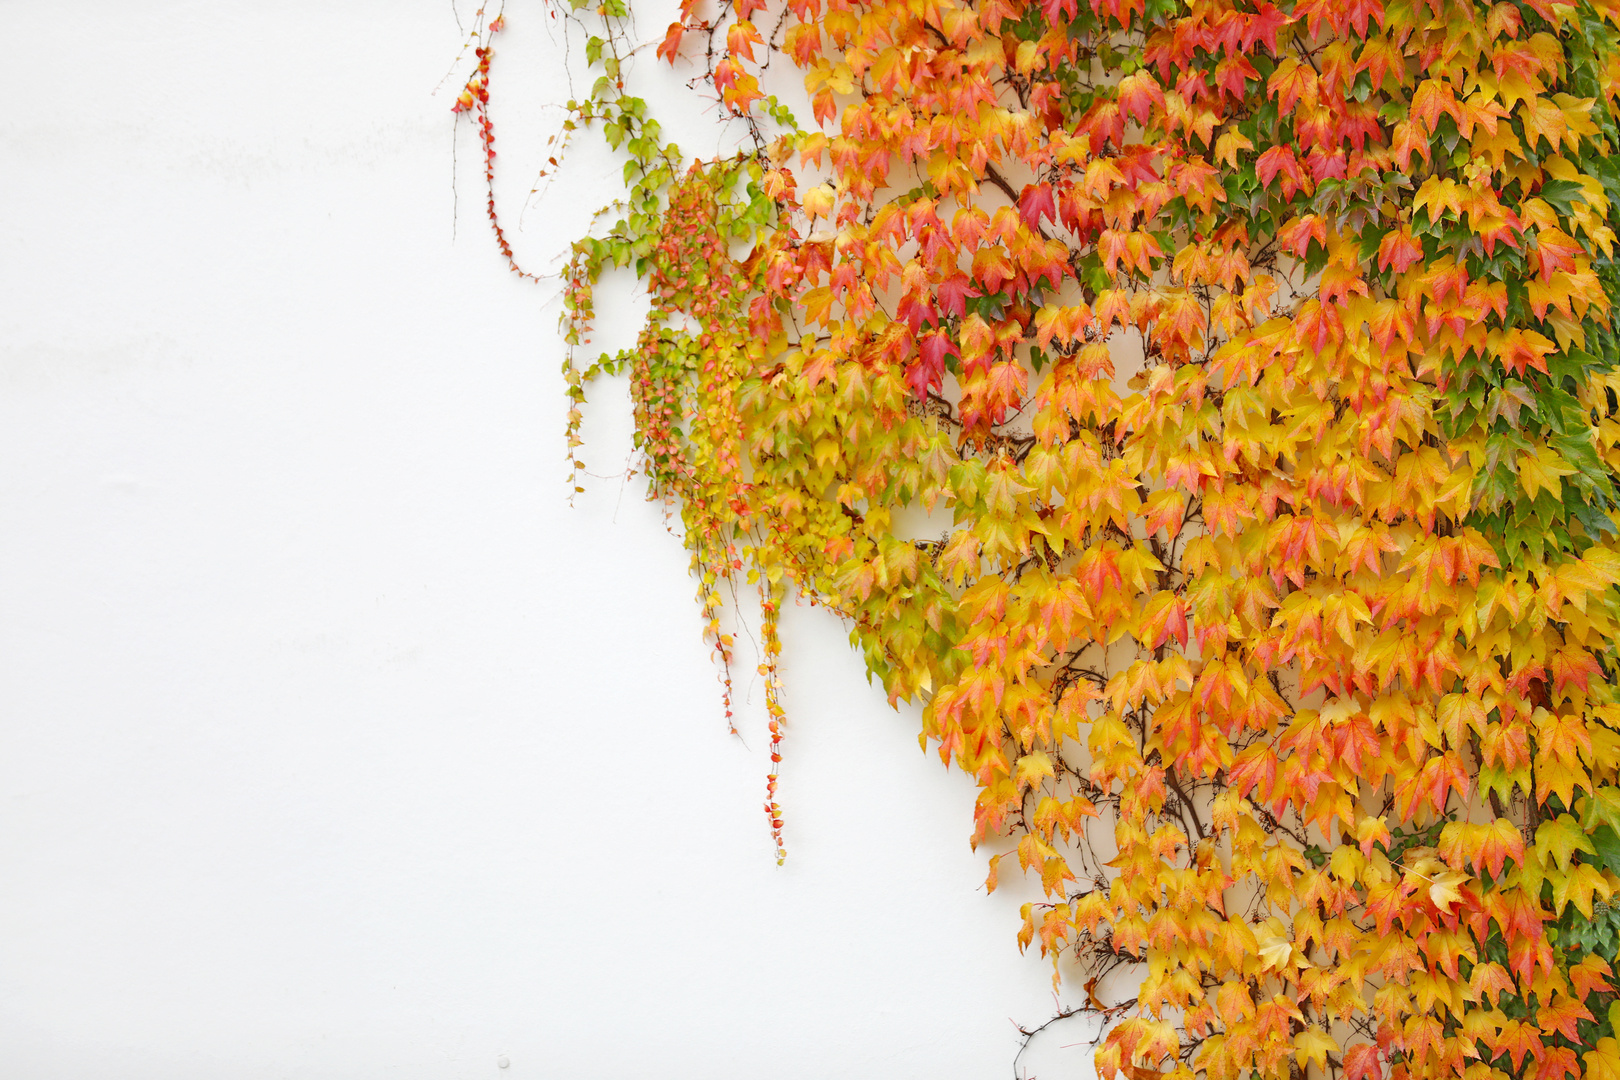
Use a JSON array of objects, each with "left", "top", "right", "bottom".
[{"left": 0, "top": 4, "right": 1095, "bottom": 1077}]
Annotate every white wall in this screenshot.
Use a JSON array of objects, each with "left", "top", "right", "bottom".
[{"left": 0, "top": 4, "right": 1097, "bottom": 1076}]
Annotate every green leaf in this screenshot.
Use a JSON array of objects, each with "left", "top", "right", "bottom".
[
  {"left": 1593, "top": 825, "right": 1620, "bottom": 876},
  {"left": 1541, "top": 178, "right": 1589, "bottom": 216}
]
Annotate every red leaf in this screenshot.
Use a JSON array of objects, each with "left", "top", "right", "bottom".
[
  {"left": 1344, "top": 1043, "right": 1382, "bottom": 1080},
  {"left": 1255, "top": 145, "right": 1303, "bottom": 193},
  {"left": 935, "top": 274, "right": 979, "bottom": 320},
  {"left": 1377, "top": 227, "right": 1424, "bottom": 274},
  {"left": 656, "top": 21, "right": 684, "bottom": 65},
  {"left": 1241, "top": 3, "right": 1291, "bottom": 51},
  {"left": 1019, "top": 183, "right": 1057, "bottom": 230},
  {"left": 1116, "top": 70, "right": 1164, "bottom": 126},
  {"left": 909, "top": 331, "right": 956, "bottom": 398}
]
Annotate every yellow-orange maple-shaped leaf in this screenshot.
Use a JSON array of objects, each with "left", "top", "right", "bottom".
[
  {"left": 1411, "top": 79, "right": 1460, "bottom": 131},
  {"left": 1518, "top": 444, "right": 1576, "bottom": 499},
  {"left": 1355, "top": 814, "right": 1392, "bottom": 856},
  {"left": 1438, "top": 818, "right": 1525, "bottom": 877},
  {"left": 1491, "top": 1018, "right": 1544, "bottom": 1072},
  {"left": 1471, "top": 961, "right": 1517, "bottom": 1006},
  {"left": 1116, "top": 70, "right": 1165, "bottom": 126},
  {"left": 725, "top": 18, "right": 763, "bottom": 62},
  {"left": 1343, "top": 1043, "right": 1382, "bottom": 1080},
  {"left": 1377, "top": 228, "right": 1425, "bottom": 274},
  {"left": 1427, "top": 869, "right": 1469, "bottom": 911},
  {"left": 800, "top": 183, "right": 834, "bottom": 220},
  {"left": 1294, "top": 1029, "right": 1338, "bottom": 1072},
  {"left": 1268, "top": 59, "right": 1319, "bottom": 117},
  {"left": 1156, "top": 291, "right": 1207, "bottom": 357},
  {"left": 1015, "top": 751, "right": 1055, "bottom": 793},
  {"left": 1139, "top": 591, "right": 1189, "bottom": 649},
  {"left": 1553, "top": 861, "right": 1612, "bottom": 918},
  {"left": 1255, "top": 918, "right": 1294, "bottom": 971},
  {"left": 1213, "top": 128, "right": 1253, "bottom": 168},
  {"left": 1571, "top": 954, "right": 1615, "bottom": 998},
  {"left": 1539, "top": 993, "right": 1594, "bottom": 1040},
  {"left": 1536, "top": 814, "right": 1596, "bottom": 872},
  {"left": 1586, "top": 1038, "right": 1620, "bottom": 1080},
  {"left": 1521, "top": 94, "right": 1569, "bottom": 151}
]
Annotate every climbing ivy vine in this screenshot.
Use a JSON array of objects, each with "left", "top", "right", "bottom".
[{"left": 457, "top": 0, "right": 1620, "bottom": 1075}]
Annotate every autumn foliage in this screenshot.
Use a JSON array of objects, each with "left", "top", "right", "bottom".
[{"left": 464, "top": 0, "right": 1620, "bottom": 1073}]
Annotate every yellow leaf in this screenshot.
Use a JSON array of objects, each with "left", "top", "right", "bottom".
[
  {"left": 1586, "top": 1038, "right": 1620, "bottom": 1080},
  {"left": 1255, "top": 918, "right": 1293, "bottom": 971},
  {"left": 802, "top": 183, "right": 835, "bottom": 219},
  {"left": 1294, "top": 1028, "right": 1339, "bottom": 1071},
  {"left": 1213, "top": 128, "right": 1253, "bottom": 167},
  {"left": 1428, "top": 870, "right": 1469, "bottom": 911},
  {"left": 1537, "top": 814, "right": 1597, "bottom": 872},
  {"left": 1015, "top": 751, "right": 1055, "bottom": 793},
  {"left": 1518, "top": 444, "right": 1576, "bottom": 499},
  {"left": 1552, "top": 861, "right": 1613, "bottom": 918},
  {"left": 1014, "top": 39, "right": 1040, "bottom": 74}
]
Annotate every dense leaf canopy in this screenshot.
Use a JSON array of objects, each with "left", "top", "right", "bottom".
[{"left": 462, "top": 0, "right": 1620, "bottom": 1074}]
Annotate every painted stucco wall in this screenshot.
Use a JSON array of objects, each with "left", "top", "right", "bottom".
[{"left": 0, "top": 4, "right": 1096, "bottom": 1077}]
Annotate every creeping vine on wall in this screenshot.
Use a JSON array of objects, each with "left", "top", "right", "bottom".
[{"left": 459, "top": 0, "right": 1620, "bottom": 1076}]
